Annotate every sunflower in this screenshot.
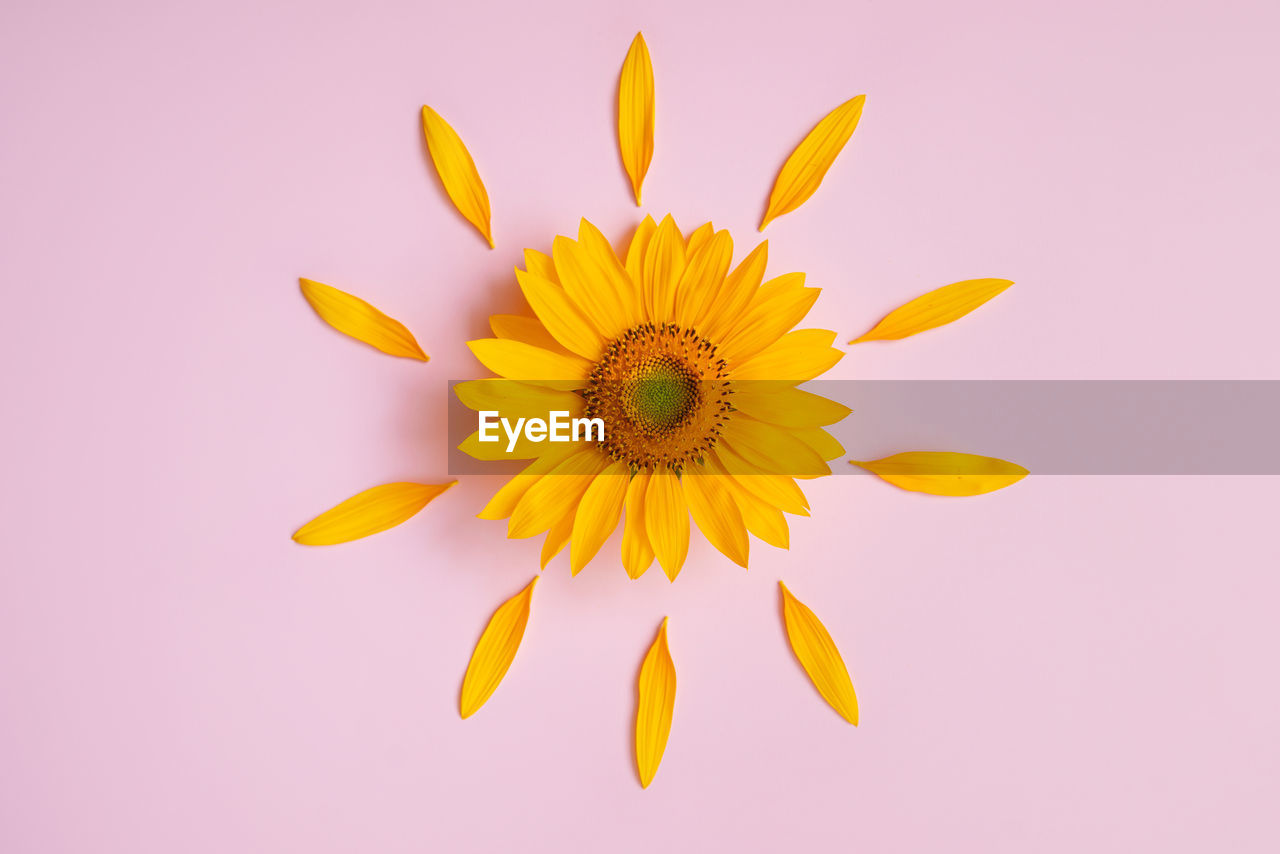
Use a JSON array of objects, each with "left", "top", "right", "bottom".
[
  {"left": 456, "top": 214, "right": 843, "bottom": 580},
  {"left": 293, "top": 31, "right": 1024, "bottom": 789}
]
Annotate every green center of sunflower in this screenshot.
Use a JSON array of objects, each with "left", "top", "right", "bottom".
[
  {"left": 583, "top": 322, "right": 732, "bottom": 473},
  {"left": 624, "top": 355, "right": 699, "bottom": 431}
]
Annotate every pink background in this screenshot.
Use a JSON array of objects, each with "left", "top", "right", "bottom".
[{"left": 2, "top": 0, "right": 1277, "bottom": 850}]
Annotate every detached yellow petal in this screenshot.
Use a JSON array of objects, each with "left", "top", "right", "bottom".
[
  {"left": 460, "top": 577, "right": 538, "bottom": 718},
  {"left": 293, "top": 481, "right": 455, "bottom": 545},
  {"left": 299, "top": 279, "right": 427, "bottom": 360},
  {"left": 421, "top": 105, "right": 494, "bottom": 248},
  {"left": 779, "top": 582, "right": 858, "bottom": 725},
  {"left": 635, "top": 618, "right": 676, "bottom": 788},
  {"left": 618, "top": 32, "right": 655, "bottom": 205},
  {"left": 851, "top": 451, "right": 1028, "bottom": 496},
  {"left": 852, "top": 278, "right": 1013, "bottom": 343},
  {"left": 760, "top": 95, "right": 865, "bottom": 230}
]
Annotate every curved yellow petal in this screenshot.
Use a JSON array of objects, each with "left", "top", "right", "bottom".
[
  {"left": 635, "top": 617, "right": 676, "bottom": 788},
  {"left": 730, "top": 386, "right": 852, "bottom": 428},
  {"left": 721, "top": 416, "right": 830, "bottom": 478},
  {"left": 578, "top": 219, "right": 642, "bottom": 325},
  {"left": 852, "top": 279, "right": 1013, "bottom": 343},
  {"left": 552, "top": 235, "right": 629, "bottom": 340},
  {"left": 795, "top": 426, "right": 845, "bottom": 462},
  {"left": 522, "top": 248, "right": 559, "bottom": 285},
  {"left": 851, "top": 451, "right": 1028, "bottom": 496},
  {"left": 731, "top": 329, "right": 843, "bottom": 382},
  {"left": 477, "top": 445, "right": 578, "bottom": 521},
  {"left": 779, "top": 582, "right": 858, "bottom": 725},
  {"left": 293, "top": 481, "right": 455, "bottom": 545},
  {"left": 700, "top": 240, "right": 768, "bottom": 341},
  {"left": 515, "top": 267, "right": 603, "bottom": 360},
  {"left": 421, "top": 105, "right": 494, "bottom": 248},
  {"left": 467, "top": 338, "right": 591, "bottom": 387},
  {"left": 625, "top": 215, "right": 658, "bottom": 295},
  {"left": 540, "top": 513, "right": 573, "bottom": 569},
  {"left": 643, "top": 214, "right": 686, "bottom": 323},
  {"left": 570, "top": 462, "right": 629, "bottom": 575},
  {"left": 719, "top": 276, "right": 821, "bottom": 367},
  {"left": 760, "top": 95, "right": 865, "bottom": 230},
  {"left": 488, "top": 314, "right": 568, "bottom": 354},
  {"left": 712, "top": 446, "right": 811, "bottom": 516},
  {"left": 644, "top": 469, "right": 689, "bottom": 581},
  {"left": 299, "top": 279, "right": 427, "bottom": 360},
  {"left": 675, "top": 228, "right": 733, "bottom": 329},
  {"left": 453, "top": 378, "right": 582, "bottom": 419},
  {"left": 682, "top": 470, "right": 748, "bottom": 567},
  {"left": 703, "top": 454, "right": 790, "bottom": 549},
  {"left": 617, "top": 32, "right": 655, "bottom": 205},
  {"left": 509, "top": 449, "right": 610, "bottom": 538},
  {"left": 622, "top": 472, "right": 656, "bottom": 579},
  {"left": 460, "top": 577, "right": 538, "bottom": 718}
]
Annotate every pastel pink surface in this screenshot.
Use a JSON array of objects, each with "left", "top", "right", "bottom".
[{"left": 2, "top": 0, "right": 1277, "bottom": 851}]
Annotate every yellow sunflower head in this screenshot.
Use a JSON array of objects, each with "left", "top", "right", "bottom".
[{"left": 458, "top": 213, "right": 850, "bottom": 580}]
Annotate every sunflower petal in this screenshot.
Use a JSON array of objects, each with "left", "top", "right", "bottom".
[
  {"left": 570, "top": 462, "right": 629, "bottom": 575},
  {"left": 712, "top": 446, "right": 811, "bottom": 516},
  {"left": 644, "top": 469, "right": 690, "bottom": 581},
  {"left": 683, "top": 471, "right": 748, "bottom": 567},
  {"left": 635, "top": 617, "right": 676, "bottom": 788},
  {"left": 617, "top": 32, "right": 655, "bottom": 205},
  {"left": 722, "top": 417, "right": 830, "bottom": 478},
  {"left": 675, "top": 229, "right": 733, "bottom": 329},
  {"left": 293, "top": 481, "right": 455, "bottom": 545},
  {"left": 852, "top": 279, "right": 1013, "bottom": 343},
  {"left": 730, "top": 386, "right": 852, "bottom": 428},
  {"left": 731, "top": 329, "right": 843, "bottom": 382},
  {"left": 760, "top": 95, "right": 865, "bottom": 230},
  {"left": 467, "top": 338, "right": 591, "bottom": 387},
  {"left": 421, "top": 105, "right": 494, "bottom": 248},
  {"left": 719, "top": 277, "right": 821, "bottom": 367},
  {"left": 299, "top": 279, "right": 427, "bottom": 360},
  {"left": 851, "top": 451, "right": 1028, "bottom": 496},
  {"left": 488, "top": 314, "right": 568, "bottom": 354},
  {"left": 701, "top": 240, "right": 768, "bottom": 341},
  {"left": 523, "top": 249, "right": 559, "bottom": 285},
  {"left": 625, "top": 215, "right": 658, "bottom": 292},
  {"left": 477, "top": 446, "right": 578, "bottom": 521},
  {"left": 622, "top": 472, "right": 656, "bottom": 579},
  {"left": 460, "top": 577, "right": 538, "bottom": 718},
  {"left": 643, "top": 215, "right": 686, "bottom": 323},
  {"left": 515, "top": 268, "right": 604, "bottom": 360},
  {"left": 553, "top": 235, "right": 629, "bottom": 340},
  {"left": 779, "top": 582, "right": 858, "bottom": 725},
  {"left": 540, "top": 513, "right": 573, "bottom": 569},
  {"left": 508, "top": 449, "right": 610, "bottom": 538}
]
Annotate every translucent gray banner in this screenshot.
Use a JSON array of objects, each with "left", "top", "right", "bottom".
[{"left": 447, "top": 381, "right": 1280, "bottom": 475}]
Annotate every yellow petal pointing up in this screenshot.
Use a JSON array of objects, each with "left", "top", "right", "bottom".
[
  {"left": 618, "top": 32, "right": 655, "bottom": 205},
  {"left": 293, "top": 481, "right": 456, "bottom": 545},
  {"left": 421, "top": 105, "right": 494, "bottom": 248},
  {"left": 779, "top": 582, "right": 858, "bottom": 725},
  {"left": 635, "top": 617, "right": 676, "bottom": 788},
  {"left": 851, "top": 451, "right": 1028, "bottom": 496},
  {"left": 851, "top": 278, "right": 1013, "bottom": 343},
  {"left": 760, "top": 95, "right": 865, "bottom": 230},
  {"left": 460, "top": 577, "right": 538, "bottom": 718},
  {"left": 299, "top": 279, "right": 428, "bottom": 360}
]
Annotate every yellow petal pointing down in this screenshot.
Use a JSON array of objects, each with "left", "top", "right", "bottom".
[
  {"left": 299, "top": 279, "right": 428, "bottom": 360},
  {"left": 293, "top": 481, "right": 456, "bottom": 545},
  {"left": 851, "top": 278, "right": 1013, "bottom": 343},
  {"left": 618, "top": 32, "right": 655, "bottom": 205},
  {"left": 760, "top": 95, "right": 865, "bottom": 231},
  {"left": 460, "top": 577, "right": 538, "bottom": 718},
  {"left": 421, "top": 105, "right": 495, "bottom": 248},
  {"left": 779, "top": 582, "right": 858, "bottom": 725},
  {"left": 635, "top": 617, "right": 676, "bottom": 788},
  {"left": 851, "top": 451, "right": 1028, "bottom": 496}
]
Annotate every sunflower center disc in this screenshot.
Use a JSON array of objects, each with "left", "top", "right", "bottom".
[{"left": 583, "top": 322, "right": 732, "bottom": 473}]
